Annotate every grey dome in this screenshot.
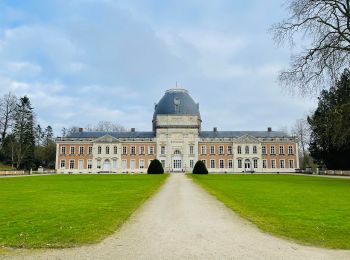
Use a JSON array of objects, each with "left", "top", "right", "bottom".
[{"left": 153, "top": 89, "right": 200, "bottom": 119}]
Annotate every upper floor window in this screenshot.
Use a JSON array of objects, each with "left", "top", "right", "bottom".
[
  {"left": 140, "top": 146, "right": 145, "bottom": 155},
  {"left": 174, "top": 150, "right": 181, "bottom": 155},
  {"left": 149, "top": 146, "right": 154, "bottom": 155},
  {"left": 279, "top": 145, "right": 284, "bottom": 155},
  {"left": 262, "top": 146, "right": 266, "bottom": 155},
  {"left": 219, "top": 146, "right": 224, "bottom": 155},
  {"left": 79, "top": 146, "right": 84, "bottom": 155},
  {"left": 227, "top": 145, "right": 232, "bottom": 154},
  {"left": 245, "top": 146, "right": 249, "bottom": 154},
  {"left": 189, "top": 145, "right": 194, "bottom": 155},
  {"left": 122, "top": 146, "right": 127, "bottom": 155},
  {"left": 288, "top": 145, "right": 294, "bottom": 155},
  {"left": 131, "top": 146, "right": 136, "bottom": 155},
  {"left": 70, "top": 146, "right": 75, "bottom": 155},
  {"left": 161, "top": 146, "right": 165, "bottom": 155},
  {"left": 237, "top": 146, "right": 242, "bottom": 154},
  {"left": 210, "top": 145, "right": 215, "bottom": 155},
  {"left": 98, "top": 146, "right": 102, "bottom": 155},
  {"left": 253, "top": 146, "right": 257, "bottom": 154},
  {"left": 88, "top": 146, "right": 93, "bottom": 155},
  {"left": 201, "top": 145, "right": 206, "bottom": 155},
  {"left": 61, "top": 146, "right": 66, "bottom": 154},
  {"left": 106, "top": 146, "right": 110, "bottom": 154},
  {"left": 114, "top": 146, "right": 118, "bottom": 154},
  {"left": 270, "top": 145, "right": 275, "bottom": 155}
]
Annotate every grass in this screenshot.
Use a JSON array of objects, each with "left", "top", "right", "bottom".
[
  {"left": 189, "top": 174, "right": 350, "bottom": 249},
  {"left": 0, "top": 174, "right": 168, "bottom": 248}
]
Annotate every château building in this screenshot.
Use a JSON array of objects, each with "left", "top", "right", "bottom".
[{"left": 55, "top": 89, "right": 299, "bottom": 173}]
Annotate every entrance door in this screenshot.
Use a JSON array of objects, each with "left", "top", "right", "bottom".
[
  {"left": 244, "top": 159, "right": 251, "bottom": 172},
  {"left": 173, "top": 158, "right": 182, "bottom": 172},
  {"left": 103, "top": 159, "right": 111, "bottom": 172}
]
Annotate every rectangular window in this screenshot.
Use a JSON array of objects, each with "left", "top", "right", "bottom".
[
  {"left": 262, "top": 146, "right": 266, "bottom": 155},
  {"left": 288, "top": 145, "right": 294, "bottom": 155},
  {"left": 210, "top": 159, "right": 215, "bottom": 168},
  {"left": 130, "top": 160, "right": 135, "bottom": 171},
  {"left": 78, "top": 159, "right": 83, "bottom": 170},
  {"left": 88, "top": 146, "right": 92, "bottom": 155},
  {"left": 114, "top": 146, "right": 118, "bottom": 154},
  {"left": 253, "top": 159, "right": 258, "bottom": 168},
  {"left": 201, "top": 160, "right": 206, "bottom": 167},
  {"left": 122, "top": 160, "right": 127, "bottom": 171},
  {"left": 60, "top": 160, "right": 66, "bottom": 169},
  {"left": 139, "top": 159, "right": 145, "bottom": 169},
  {"left": 289, "top": 159, "right": 294, "bottom": 168},
  {"left": 219, "top": 146, "right": 224, "bottom": 155},
  {"left": 210, "top": 146, "right": 215, "bottom": 155},
  {"left": 263, "top": 159, "right": 267, "bottom": 168},
  {"left": 70, "top": 146, "right": 75, "bottom": 155},
  {"left": 253, "top": 146, "right": 257, "bottom": 154},
  {"left": 279, "top": 145, "right": 284, "bottom": 155},
  {"left": 271, "top": 159, "right": 276, "bottom": 168},
  {"left": 227, "top": 145, "right": 232, "bottom": 154},
  {"left": 79, "top": 146, "right": 84, "bottom": 155},
  {"left": 280, "top": 159, "right": 285, "bottom": 168},
  {"left": 69, "top": 159, "right": 75, "bottom": 169},
  {"left": 122, "top": 146, "right": 127, "bottom": 155},
  {"left": 228, "top": 159, "right": 233, "bottom": 168},
  {"left": 112, "top": 159, "right": 117, "bottom": 169},
  {"left": 237, "top": 146, "right": 241, "bottom": 154},
  {"left": 270, "top": 145, "right": 275, "bottom": 155},
  {"left": 238, "top": 159, "right": 242, "bottom": 168},
  {"left": 131, "top": 146, "right": 136, "bottom": 155},
  {"left": 98, "top": 146, "right": 102, "bottom": 154},
  {"left": 219, "top": 159, "right": 224, "bottom": 168},
  {"left": 61, "top": 146, "right": 66, "bottom": 155},
  {"left": 97, "top": 159, "right": 101, "bottom": 169},
  {"left": 88, "top": 159, "right": 92, "bottom": 169},
  {"left": 140, "top": 146, "right": 145, "bottom": 155},
  {"left": 161, "top": 146, "right": 166, "bottom": 155},
  {"left": 149, "top": 146, "right": 154, "bottom": 155},
  {"left": 189, "top": 145, "right": 194, "bottom": 155},
  {"left": 161, "top": 160, "right": 166, "bottom": 168},
  {"left": 190, "top": 159, "right": 194, "bottom": 168},
  {"left": 245, "top": 146, "right": 249, "bottom": 154},
  {"left": 106, "top": 146, "right": 110, "bottom": 154},
  {"left": 201, "top": 145, "right": 206, "bottom": 155}
]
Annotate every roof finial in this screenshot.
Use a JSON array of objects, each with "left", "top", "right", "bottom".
[{"left": 176, "top": 81, "right": 178, "bottom": 88}]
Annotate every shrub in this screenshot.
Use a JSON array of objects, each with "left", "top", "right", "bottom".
[
  {"left": 192, "top": 160, "right": 208, "bottom": 174},
  {"left": 147, "top": 159, "right": 164, "bottom": 174}
]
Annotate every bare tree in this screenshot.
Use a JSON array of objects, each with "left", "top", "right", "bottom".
[
  {"left": 85, "top": 121, "right": 127, "bottom": 132},
  {"left": 272, "top": 0, "right": 350, "bottom": 94},
  {"left": 292, "top": 118, "right": 311, "bottom": 158},
  {"left": 0, "top": 93, "right": 18, "bottom": 146}
]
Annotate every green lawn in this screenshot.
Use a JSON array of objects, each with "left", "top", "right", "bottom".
[
  {"left": 0, "top": 174, "right": 167, "bottom": 248},
  {"left": 190, "top": 174, "right": 350, "bottom": 249}
]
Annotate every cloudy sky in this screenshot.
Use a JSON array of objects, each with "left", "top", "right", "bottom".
[{"left": 0, "top": 0, "right": 316, "bottom": 135}]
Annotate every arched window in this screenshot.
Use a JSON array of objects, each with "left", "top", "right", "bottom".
[
  {"left": 237, "top": 146, "right": 242, "bottom": 154},
  {"left": 245, "top": 146, "right": 249, "bottom": 154},
  {"left": 174, "top": 150, "right": 181, "bottom": 155}
]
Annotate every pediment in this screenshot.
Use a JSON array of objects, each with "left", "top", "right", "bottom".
[
  {"left": 234, "top": 134, "right": 259, "bottom": 144},
  {"left": 93, "top": 135, "right": 119, "bottom": 143}
]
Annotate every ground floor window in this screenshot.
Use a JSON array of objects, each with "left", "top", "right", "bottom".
[
  {"left": 69, "top": 159, "right": 75, "bottom": 169},
  {"left": 263, "top": 160, "right": 267, "bottom": 168},
  {"left": 238, "top": 159, "right": 242, "bottom": 168},
  {"left": 189, "top": 159, "right": 194, "bottom": 168},
  {"left": 219, "top": 159, "right": 224, "bottom": 168},
  {"left": 122, "top": 160, "right": 127, "bottom": 171},
  {"left": 228, "top": 159, "right": 233, "bottom": 168},
  {"left": 210, "top": 159, "right": 215, "bottom": 168},
  {"left": 130, "top": 160, "right": 135, "bottom": 171},
  {"left": 161, "top": 160, "right": 166, "bottom": 168},
  {"left": 173, "top": 159, "right": 182, "bottom": 169},
  {"left": 112, "top": 159, "right": 117, "bottom": 169},
  {"left": 271, "top": 160, "right": 276, "bottom": 169},
  {"left": 97, "top": 159, "right": 101, "bottom": 169},
  {"left": 289, "top": 159, "right": 294, "bottom": 168},
  {"left": 60, "top": 160, "right": 65, "bottom": 169},
  {"left": 88, "top": 160, "right": 92, "bottom": 169},
  {"left": 78, "top": 159, "right": 83, "bottom": 170},
  {"left": 139, "top": 159, "right": 145, "bottom": 169},
  {"left": 253, "top": 159, "right": 258, "bottom": 169},
  {"left": 280, "top": 159, "right": 285, "bottom": 168}
]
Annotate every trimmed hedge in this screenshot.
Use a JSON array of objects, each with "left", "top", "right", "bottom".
[
  {"left": 192, "top": 160, "right": 208, "bottom": 174},
  {"left": 147, "top": 159, "right": 164, "bottom": 174}
]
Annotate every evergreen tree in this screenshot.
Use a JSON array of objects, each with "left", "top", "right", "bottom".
[
  {"left": 44, "top": 125, "right": 54, "bottom": 146},
  {"left": 192, "top": 160, "right": 208, "bottom": 174},
  {"left": 308, "top": 69, "right": 350, "bottom": 170},
  {"left": 147, "top": 159, "right": 164, "bottom": 174},
  {"left": 13, "top": 96, "right": 35, "bottom": 169}
]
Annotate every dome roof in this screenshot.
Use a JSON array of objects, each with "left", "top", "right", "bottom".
[{"left": 153, "top": 89, "right": 200, "bottom": 119}]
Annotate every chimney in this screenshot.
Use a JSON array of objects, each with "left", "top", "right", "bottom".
[
  {"left": 131, "top": 128, "right": 135, "bottom": 132},
  {"left": 78, "top": 128, "right": 83, "bottom": 133},
  {"left": 213, "top": 127, "right": 217, "bottom": 132},
  {"left": 267, "top": 127, "right": 272, "bottom": 132}
]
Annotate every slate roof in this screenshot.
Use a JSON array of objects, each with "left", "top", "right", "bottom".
[
  {"left": 153, "top": 89, "right": 201, "bottom": 119},
  {"left": 66, "top": 131, "right": 155, "bottom": 139},
  {"left": 199, "top": 131, "right": 289, "bottom": 138}
]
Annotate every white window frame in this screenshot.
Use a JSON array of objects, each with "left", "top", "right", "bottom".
[
  {"left": 228, "top": 159, "right": 233, "bottom": 169},
  {"left": 227, "top": 145, "right": 232, "bottom": 154},
  {"left": 279, "top": 145, "right": 284, "bottom": 155},
  {"left": 60, "top": 160, "right": 66, "bottom": 169},
  {"left": 245, "top": 146, "right": 249, "bottom": 154},
  {"left": 253, "top": 146, "right": 257, "bottom": 154},
  {"left": 270, "top": 145, "right": 275, "bottom": 155},
  {"left": 280, "top": 159, "right": 285, "bottom": 169},
  {"left": 69, "top": 159, "right": 75, "bottom": 169},
  {"left": 271, "top": 159, "right": 276, "bottom": 169},
  {"left": 263, "top": 159, "right": 267, "bottom": 168},
  {"left": 114, "top": 146, "right": 118, "bottom": 154},
  {"left": 238, "top": 159, "right": 242, "bottom": 168},
  {"left": 122, "top": 146, "right": 127, "bottom": 155},
  {"left": 201, "top": 145, "right": 206, "bottom": 155},
  {"left": 98, "top": 146, "right": 102, "bottom": 155},
  {"left": 210, "top": 145, "right": 215, "bottom": 155},
  {"left": 262, "top": 146, "right": 266, "bottom": 155},
  {"left": 219, "top": 159, "right": 224, "bottom": 169},
  {"left": 87, "top": 159, "right": 93, "bottom": 169},
  {"left": 237, "top": 146, "right": 242, "bottom": 154},
  {"left": 88, "top": 146, "right": 92, "bottom": 155},
  {"left": 289, "top": 159, "right": 294, "bottom": 168},
  {"left": 210, "top": 159, "right": 215, "bottom": 169},
  {"left": 106, "top": 146, "right": 110, "bottom": 155},
  {"left": 219, "top": 146, "right": 224, "bottom": 155},
  {"left": 70, "top": 146, "right": 75, "bottom": 155},
  {"left": 61, "top": 146, "right": 66, "bottom": 155},
  {"left": 288, "top": 145, "right": 294, "bottom": 155},
  {"left": 139, "top": 159, "right": 145, "bottom": 169},
  {"left": 253, "top": 159, "right": 258, "bottom": 168},
  {"left": 131, "top": 146, "right": 136, "bottom": 155}
]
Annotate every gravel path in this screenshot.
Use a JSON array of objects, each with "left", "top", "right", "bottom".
[{"left": 2, "top": 174, "right": 350, "bottom": 260}]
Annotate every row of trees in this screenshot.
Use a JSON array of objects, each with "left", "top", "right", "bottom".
[{"left": 0, "top": 93, "right": 56, "bottom": 169}]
